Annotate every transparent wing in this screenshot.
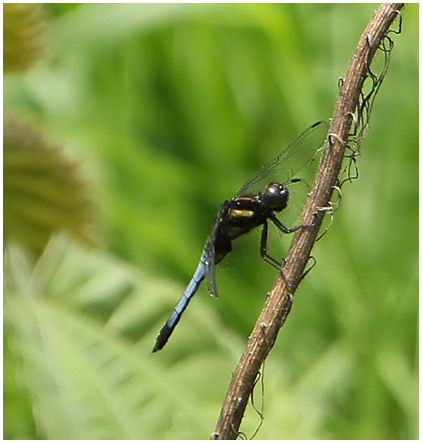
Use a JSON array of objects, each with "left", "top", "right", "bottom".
[
  {"left": 275, "top": 179, "right": 311, "bottom": 229},
  {"left": 237, "top": 121, "right": 328, "bottom": 196},
  {"left": 203, "top": 205, "right": 227, "bottom": 299},
  {"left": 204, "top": 238, "right": 218, "bottom": 298}
]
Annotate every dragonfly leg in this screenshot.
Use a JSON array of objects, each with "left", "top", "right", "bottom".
[
  {"left": 269, "top": 213, "right": 313, "bottom": 234},
  {"left": 265, "top": 215, "right": 314, "bottom": 287},
  {"left": 260, "top": 220, "right": 283, "bottom": 270}
]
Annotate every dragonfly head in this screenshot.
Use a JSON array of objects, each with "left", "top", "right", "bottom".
[{"left": 260, "top": 182, "right": 289, "bottom": 212}]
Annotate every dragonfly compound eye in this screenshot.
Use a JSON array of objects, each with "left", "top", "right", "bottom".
[{"left": 261, "top": 183, "right": 289, "bottom": 211}]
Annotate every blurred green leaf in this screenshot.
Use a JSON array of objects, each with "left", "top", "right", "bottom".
[{"left": 4, "top": 236, "right": 239, "bottom": 439}]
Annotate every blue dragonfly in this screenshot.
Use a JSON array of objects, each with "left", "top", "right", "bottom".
[{"left": 153, "top": 121, "right": 328, "bottom": 352}]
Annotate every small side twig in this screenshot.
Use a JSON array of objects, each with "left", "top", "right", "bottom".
[{"left": 213, "top": 3, "right": 404, "bottom": 440}]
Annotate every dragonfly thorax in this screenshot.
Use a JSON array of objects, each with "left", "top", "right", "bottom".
[{"left": 259, "top": 182, "right": 289, "bottom": 212}]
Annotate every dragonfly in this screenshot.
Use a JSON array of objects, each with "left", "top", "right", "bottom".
[{"left": 153, "top": 120, "right": 328, "bottom": 352}]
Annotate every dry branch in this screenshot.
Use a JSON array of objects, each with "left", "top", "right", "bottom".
[{"left": 213, "top": 3, "right": 404, "bottom": 439}]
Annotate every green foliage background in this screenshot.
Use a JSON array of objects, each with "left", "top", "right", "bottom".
[{"left": 4, "top": 4, "right": 418, "bottom": 439}]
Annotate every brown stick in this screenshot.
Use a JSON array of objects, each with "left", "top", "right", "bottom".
[{"left": 213, "top": 3, "right": 404, "bottom": 440}]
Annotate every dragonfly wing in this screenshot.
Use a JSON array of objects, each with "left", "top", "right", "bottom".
[
  {"left": 203, "top": 203, "right": 228, "bottom": 299},
  {"left": 276, "top": 178, "right": 311, "bottom": 229},
  {"left": 237, "top": 121, "right": 328, "bottom": 196},
  {"left": 204, "top": 237, "right": 219, "bottom": 298}
]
